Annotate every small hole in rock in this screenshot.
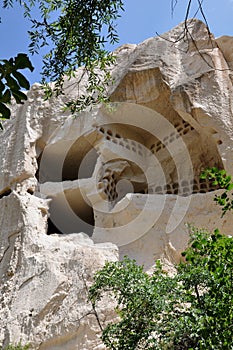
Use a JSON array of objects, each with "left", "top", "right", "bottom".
[
  {"left": 47, "top": 218, "right": 63, "bottom": 235},
  {"left": 0, "top": 188, "right": 12, "bottom": 199},
  {"left": 183, "top": 127, "right": 190, "bottom": 135}
]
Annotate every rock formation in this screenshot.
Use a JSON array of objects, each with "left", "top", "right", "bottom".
[{"left": 1, "top": 19, "right": 233, "bottom": 348}]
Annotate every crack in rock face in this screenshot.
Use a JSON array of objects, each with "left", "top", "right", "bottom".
[{"left": 1, "top": 19, "right": 233, "bottom": 349}]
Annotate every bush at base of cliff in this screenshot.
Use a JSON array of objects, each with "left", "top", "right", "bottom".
[
  {"left": 89, "top": 227, "right": 233, "bottom": 350},
  {"left": 1, "top": 343, "right": 30, "bottom": 350}
]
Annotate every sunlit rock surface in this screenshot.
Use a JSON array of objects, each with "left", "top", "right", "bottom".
[{"left": 1, "top": 19, "right": 233, "bottom": 348}]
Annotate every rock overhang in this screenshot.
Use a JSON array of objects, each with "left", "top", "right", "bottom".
[{"left": 1, "top": 19, "right": 233, "bottom": 348}]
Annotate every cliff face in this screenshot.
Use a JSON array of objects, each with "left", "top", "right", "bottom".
[{"left": 1, "top": 19, "right": 233, "bottom": 349}]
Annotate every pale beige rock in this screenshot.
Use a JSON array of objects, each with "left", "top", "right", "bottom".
[
  {"left": 0, "top": 192, "right": 118, "bottom": 349},
  {"left": 1, "top": 18, "right": 233, "bottom": 349}
]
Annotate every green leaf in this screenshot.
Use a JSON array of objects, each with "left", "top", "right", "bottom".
[
  {"left": 200, "top": 172, "right": 207, "bottom": 179},
  {"left": 0, "top": 80, "right": 5, "bottom": 93},
  {"left": 5, "top": 75, "right": 20, "bottom": 91},
  {"left": 11, "top": 90, "right": 27, "bottom": 104},
  {"left": 226, "top": 183, "right": 233, "bottom": 191},
  {"left": 14, "top": 53, "right": 34, "bottom": 72},
  {"left": 12, "top": 71, "right": 30, "bottom": 90},
  {"left": 0, "top": 102, "right": 11, "bottom": 119},
  {"left": 0, "top": 89, "right": 11, "bottom": 103}
]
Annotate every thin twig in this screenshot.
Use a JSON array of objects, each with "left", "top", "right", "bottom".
[
  {"left": 82, "top": 273, "right": 104, "bottom": 332},
  {"left": 156, "top": 4, "right": 232, "bottom": 73}
]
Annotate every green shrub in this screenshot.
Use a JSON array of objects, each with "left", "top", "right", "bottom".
[
  {"left": 201, "top": 167, "right": 233, "bottom": 216},
  {"left": 1, "top": 343, "right": 30, "bottom": 350},
  {"left": 89, "top": 227, "right": 233, "bottom": 349}
]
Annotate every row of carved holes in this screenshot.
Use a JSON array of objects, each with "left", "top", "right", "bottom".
[
  {"left": 97, "top": 176, "right": 220, "bottom": 201},
  {"left": 98, "top": 127, "right": 144, "bottom": 157},
  {"left": 99, "top": 170, "right": 118, "bottom": 202},
  {"left": 98, "top": 169, "right": 149, "bottom": 202},
  {"left": 149, "top": 178, "right": 220, "bottom": 196},
  {"left": 150, "top": 121, "right": 195, "bottom": 154}
]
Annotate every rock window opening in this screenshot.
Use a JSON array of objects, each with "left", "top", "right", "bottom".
[
  {"left": 47, "top": 218, "right": 63, "bottom": 235},
  {"left": 36, "top": 116, "right": 225, "bottom": 239},
  {"left": 35, "top": 133, "right": 98, "bottom": 237},
  {"left": 47, "top": 191, "right": 95, "bottom": 237},
  {"left": 63, "top": 143, "right": 99, "bottom": 181},
  {"left": 35, "top": 132, "right": 99, "bottom": 184}
]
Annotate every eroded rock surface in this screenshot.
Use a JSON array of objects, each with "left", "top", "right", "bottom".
[
  {"left": 1, "top": 19, "right": 233, "bottom": 348},
  {"left": 0, "top": 193, "right": 118, "bottom": 349}
]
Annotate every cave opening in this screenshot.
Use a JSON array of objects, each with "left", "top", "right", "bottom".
[
  {"left": 46, "top": 189, "right": 95, "bottom": 237},
  {"left": 35, "top": 115, "right": 225, "bottom": 240}
]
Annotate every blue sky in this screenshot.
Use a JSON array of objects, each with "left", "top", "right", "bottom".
[{"left": 1, "top": 0, "right": 233, "bottom": 84}]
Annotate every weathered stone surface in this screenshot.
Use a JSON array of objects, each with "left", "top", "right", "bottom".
[
  {"left": 0, "top": 192, "right": 118, "bottom": 349},
  {"left": 1, "top": 19, "right": 233, "bottom": 348}
]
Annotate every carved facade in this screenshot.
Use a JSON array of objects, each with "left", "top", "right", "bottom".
[{"left": 1, "top": 19, "right": 233, "bottom": 349}]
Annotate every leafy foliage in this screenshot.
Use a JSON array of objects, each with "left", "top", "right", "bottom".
[
  {"left": 3, "top": 0, "right": 124, "bottom": 114},
  {"left": 90, "top": 257, "right": 182, "bottom": 350},
  {"left": 0, "top": 54, "right": 34, "bottom": 128},
  {"left": 89, "top": 228, "right": 233, "bottom": 350},
  {"left": 179, "top": 227, "right": 233, "bottom": 349},
  {"left": 1, "top": 342, "right": 30, "bottom": 350},
  {"left": 26, "top": 0, "right": 124, "bottom": 79},
  {"left": 201, "top": 167, "right": 233, "bottom": 216},
  {"left": 0, "top": 1, "right": 214, "bottom": 118}
]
